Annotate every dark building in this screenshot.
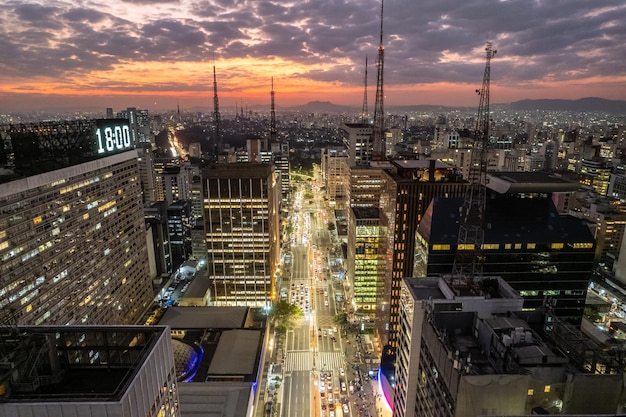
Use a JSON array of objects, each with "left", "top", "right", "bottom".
[
  {"left": 379, "top": 159, "right": 466, "bottom": 348},
  {"left": 145, "top": 200, "right": 173, "bottom": 276},
  {"left": 415, "top": 172, "right": 595, "bottom": 324},
  {"left": 167, "top": 199, "right": 193, "bottom": 268}
]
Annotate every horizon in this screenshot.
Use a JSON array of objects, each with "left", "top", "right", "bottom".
[{"left": 1, "top": 1, "right": 625, "bottom": 113}]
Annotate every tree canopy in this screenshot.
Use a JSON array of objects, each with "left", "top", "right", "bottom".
[{"left": 269, "top": 300, "right": 303, "bottom": 333}]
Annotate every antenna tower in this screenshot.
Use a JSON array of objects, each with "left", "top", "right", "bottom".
[
  {"left": 372, "top": 0, "right": 385, "bottom": 161},
  {"left": 213, "top": 65, "right": 222, "bottom": 154},
  {"left": 451, "top": 41, "right": 496, "bottom": 279},
  {"left": 270, "top": 77, "right": 277, "bottom": 143},
  {"left": 361, "top": 55, "right": 369, "bottom": 123}
]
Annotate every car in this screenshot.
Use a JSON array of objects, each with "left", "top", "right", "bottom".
[
  {"left": 339, "top": 368, "right": 345, "bottom": 376},
  {"left": 324, "top": 300, "right": 329, "bottom": 307},
  {"left": 341, "top": 382, "right": 346, "bottom": 391},
  {"left": 342, "top": 404, "right": 349, "bottom": 414},
  {"left": 328, "top": 403, "right": 335, "bottom": 411},
  {"left": 323, "top": 330, "right": 327, "bottom": 336}
]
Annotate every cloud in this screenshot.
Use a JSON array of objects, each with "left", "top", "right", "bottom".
[{"left": 0, "top": 0, "right": 624, "bottom": 107}]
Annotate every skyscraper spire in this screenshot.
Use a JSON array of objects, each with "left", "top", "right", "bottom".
[
  {"left": 372, "top": 0, "right": 385, "bottom": 160},
  {"left": 361, "top": 55, "right": 369, "bottom": 123},
  {"left": 213, "top": 65, "right": 222, "bottom": 154},
  {"left": 270, "top": 77, "right": 277, "bottom": 143}
]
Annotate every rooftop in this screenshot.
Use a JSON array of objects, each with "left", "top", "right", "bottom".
[
  {"left": 487, "top": 171, "right": 580, "bottom": 194},
  {"left": 418, "top": 196, "right": 594, "bottom": 245},
  {"left": 0, "top": 326, "right": 166, "bottom": 402}
]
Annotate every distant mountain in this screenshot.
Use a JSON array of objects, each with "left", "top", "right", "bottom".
[
  {"left": 507, "top": 97, "right": 626, "bottom": 114},
  {"left": 288, "top": 101, "right": 356, "bottom": 113}
]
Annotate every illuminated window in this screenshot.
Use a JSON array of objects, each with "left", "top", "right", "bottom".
[
  {"left": 482, "top": 244, "right": 499, "bottom": 250},
  {"left": 551, "top": 243, "right": 564, "bottom": 249},
  {"left": 33, "top": 216, "right": 42, "bottom": 225},
  {"left": 527, "top": 243, "right": 536, "bottom": 249},
  {"left": 544, "top": 385, "right": 551, "bottom": 393},
  {"left": 505, "top": 244, "right": 512, "bottom": 249},
  {"left": 458, "top": 244, "right": 475, "bottom": 250},
  {"left": 432, "top": 244, "right": 451, "bottom": 250},
  {"left": 527, "top": 389, "right": 534, "bottom": 396},
  {"left": 514, "top": 243, "right": 522, "bottom": 249}
]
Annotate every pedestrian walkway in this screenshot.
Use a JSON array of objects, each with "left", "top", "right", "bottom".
[
  {"left": 318, "top": 351, "right": 345, "bottom": 372},
  {"left": 285, "top": 351, "right": 311, "bottom": 371}
]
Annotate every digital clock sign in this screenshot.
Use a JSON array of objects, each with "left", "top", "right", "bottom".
[{"left": 95, "top": 119, "right": 134, "bottom": 155}]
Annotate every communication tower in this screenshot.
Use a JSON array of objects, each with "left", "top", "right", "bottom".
[
  {"left": 213, "top": 65, "right": 222, "bottom": 154},
  {"left": 451, "top": 42, "right": 497, "bottom": 279},
  {"left": 270, "top": 77, "right": 277, "bottom": 143},
  {"left": 372, "top": 0, "right": 385, "bottom": 160},
  {"left": 361, "top": 55, "right": 369, "bottom": 123}
]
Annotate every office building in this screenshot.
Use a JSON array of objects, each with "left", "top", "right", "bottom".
[
  {"left": 202, "top": 163, "right": 280, "bottom": 307},
  {"left": 379, "top": 160, "right": 466, "bottom": 348},
  {"left": 321, "top": 147, "right": 349, "bottom": 209},
  {"left": 145, "top": 200, "right": 173, "bottom": 278},
  {"left": 136, "top": 142, "right": 157, "bottom": 202},
  {"left": 394, "top": 277, "right": 626, "bottom": 417},
  {"left": 273, "top": 142, "right": 290, "bottom": 200},
  {"left": 347, "top": 207, "right": 387, "bottom": 319},
  {"left": 0, "top": 119, "right": 153, "bottom": 326},
  {"left": 414, "top": 172, "right": 596, "bottom": 324},
  {"left": 167, "top": 200, "right": 193, "bottom": 267},
  {"left": 0, "top": 325, "right": 179, "bottom": 417},
  {"left": 341, "top": 122, "right": 373, "bottom": 167},
  {"left": 117, "top": 107, "right": 152, "bottom": 145}
]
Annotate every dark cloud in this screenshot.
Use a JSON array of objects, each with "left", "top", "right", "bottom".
[{"left": 0, "top": 0, "right": 624, "bottom": 100}]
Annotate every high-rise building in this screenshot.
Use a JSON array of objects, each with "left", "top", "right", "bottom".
[
  {"left": 136, "top": 142, "right": 157, "bottom": 202},
  {"left": 145, "top": 200, "right": 173, "bottom": 277},
  {"left": 347, "top": 207, "right": 386, "bottom": 320},
  {"left": 0, "top": 325, "right": 179, "bottom": 417},
  {"left": 167, "top": 200, "right": 193, "bottom": 267},
  {"left": 379, "top": 160, "right": 466, "bottom": 348},
  {"left": 202, "top": 163, "right": 280, "bottom": 307},
  {"left": 117, "top": 107, "right": 152, "bottom": 145},
  {"left": 0, "top": 119, "right": 153, "bottom": 326},
  {"left": 414, "top": 172, "right": 595, "bottom": 324},
  {"left": 394, "top": 277, "right": 625, "bottom": 417},
  {"left": 321, "top": 147, "right": 349, "bottom": 210},
  {"left": 342, "top": 123, "right": 373, "bottom": 167}
]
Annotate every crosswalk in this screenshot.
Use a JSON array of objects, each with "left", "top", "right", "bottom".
[
  {"left": 319, "top": 352, "right": 345, "bottom": 373},
  {"left": 285, "top": 351, "right": 345, "bottom": 372},
  {"left": 285, "top": 351, "right": 311, "bottom": 371}
]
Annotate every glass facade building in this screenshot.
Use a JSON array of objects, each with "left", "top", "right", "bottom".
[{"left": 202, "top": 163, "right": 280, "bottom": 307}]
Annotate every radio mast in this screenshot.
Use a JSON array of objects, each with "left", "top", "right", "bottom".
[
  {"left": 372, "top": 0, "right": 385, "bottom": 161},
  {"left": 451, "top": 42, "right": 497, "bottom": 279}
]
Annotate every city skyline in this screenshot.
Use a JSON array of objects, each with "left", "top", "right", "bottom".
[{"left": 1, "top": 0, "right": 625, "bottom": 113}]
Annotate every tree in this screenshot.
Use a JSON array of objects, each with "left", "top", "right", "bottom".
[
  {"left": 327, "top": 222, "right": 336, "bottom": 231},
  {"left": 333, "top": 312, "right": 348, "bottom": 328},
  {"left": 269, "top": 300, "right": 303, "bottom": 331}
]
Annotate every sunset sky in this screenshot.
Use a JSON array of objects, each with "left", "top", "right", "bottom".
[{"left": 1, "top": 0, "right": 625, "bottom": 113}]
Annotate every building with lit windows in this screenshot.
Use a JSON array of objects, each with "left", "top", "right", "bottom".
[
  {"left": 202, "top": 163, "right": 280, "bottom": 307},
  {"left": 167, "top": 200, "right": 193, "bottom": 267},
  {"left": 414, "top": 172, "right": 595, "bottom": 324},
  {"left": 341, "top": 123, "right": 373, "bottom": 167},
  {"left": 378, "top": 160, "right": 466, "bottom": 348},
  {"left": 347, "top": 207, "right": 387, "bottom": 319},
  {"left": 580, "top": 158, "right": 611, "bottom": 196},
  {"left": 0, "top": 119, "right": 153, "bottom": 326},
  {"left": 0, "top": 325, "right": 179, "bottom": 417},
  {"left": 394, "top": 277, "right": 626, "bottom": 417},
  {"left": 321, "top": 147, "right": 349, "bottom": 210},
  {"left": 117, "top": 107, "right": 152, "bottom": 145}
]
